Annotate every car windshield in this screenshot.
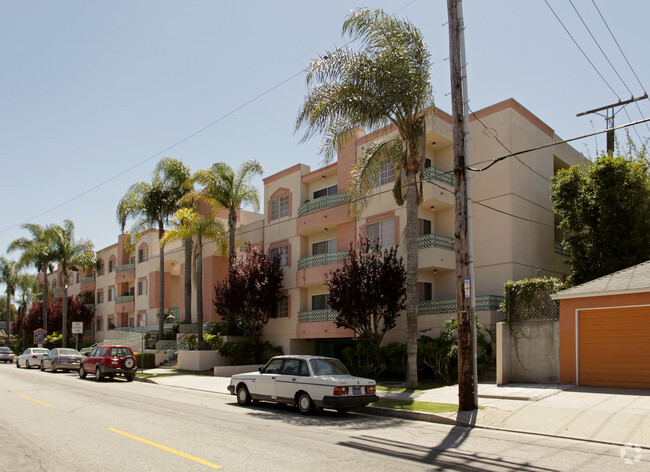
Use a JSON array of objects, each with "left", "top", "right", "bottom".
[
  {"left": 58, "top": 349, "right": 80, "bottom": 356},
  {"left": 108, "top": 347, "right": 131, "bottom": 358},
  {"left": 34, "top": 349, "right": 49, "bottom": 354},
  {"left": 309, "top": 358, "right": 350, "bottom": 376},
  {"left": 0, "top": 347, "right": 11, "bottom": 352}
]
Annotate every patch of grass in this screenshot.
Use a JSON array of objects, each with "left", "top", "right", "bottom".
[
  {"left": 371, "top": 397, "right": 458, "bottom": 413},
  {"left": 376, "top": 382, "right": 447, "bottom": 393}
]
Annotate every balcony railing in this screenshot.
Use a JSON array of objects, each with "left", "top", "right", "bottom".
[
  {"left": 297, "top": 251, "right": 348, "bottom": 270},
  {"left": 554, "top": 241, "right": 570, "bottom": 256},
  {"left": 424, "top": 165, "right": 454, "bottom": 186},
  {"left": 418, "top": 233, "right": 455, "bottom": 251},
  {"left": 298, "top": 193, "right": 347, "bottom": 217},
  {"left": 81, "top": 276, "right": 96, "bottom": 283},
  {"left": 418, "top": 295, "right": 504, "bottom": 315},
  {"left": 298, "top": 309, "right": 338, "bottom": 323},
  {"left": 117, "top": 263, "right": 135, "bottom": 272},
  {"left": 116, "top": 295, "right": 135, "bottom": 304}
]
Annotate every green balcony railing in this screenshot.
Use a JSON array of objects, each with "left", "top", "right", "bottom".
[
  {"left": 298, "top": 193, "right": 347, "bottom": 217},
  {"left": 418, "top": 295, "right": 504, "bottom": 315},
  {"left": 418, "top": 233, "right": 455, "bottom": 251},
  {"left": 554, "top": 241, "right": 570, "bottom": 256},
  {"left": 117, "top": 263, "right": 135, "bottom": 272},
  {"left": 298, "top": 309, "right": 338, "bottom": 323},
  {"left": 424, "top": 165, "right": 454, "bottom": 186},
  {"left": 81, "top": 276, "right": 96, "bottom": 284},
  {"left": 116, "top": 295, "right": 135, "bottom": 304},
  {"left": 297, "top": 251, "right": 347, "bottom": 270}
]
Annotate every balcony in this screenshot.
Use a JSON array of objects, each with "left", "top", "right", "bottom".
[
  {"left": 297, "top": 251, "right": 347, "bottom": 270},
  {"left": 115, "top": 295, "right": 135, "bottom": 313},
  {"left": 296, "top": 308, "right": 354, "bottom": 339},
  {"left": 418, "top": 233, "right": 455, "bottom": 270},
  {"left": 298, "top": 193, "right": 347, "bottom": 217},
  {"left": 296, "top": 252, "right": 347, "bottom": 287},
  {"left": 297, "top": 309, "right": 338, "bottom": 323},
  {"left": 81, "top": 276, "right": 95, "bottom": 283},
  {"left": 116, "top": 295, "right": 135, "bottom": 303},
  {"left": 424, "top": 165, "right": 454, "bottom": 186},
  {"left": 418, "top": 295, "right": 504, "bottom": 315},
  {"left": 418, "top": 233, "right": 454, "bottom": 251},
  {"left": 116, "top": 263, "right": 135, "bottom": 282}
]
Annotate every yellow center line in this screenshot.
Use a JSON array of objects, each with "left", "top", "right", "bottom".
[
  {"left": 109, "top": 427, "right": 221, "bottom": 470},
  {"left": 18, "top": 394, "right": 52, "bottom": 407}
]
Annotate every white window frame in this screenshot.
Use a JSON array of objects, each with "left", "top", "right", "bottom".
[
  {"left": 270, "top": 246, "right": 289, "bottom": 267},
  {"left": 313, "top": 184, "right": 337, "bottom": 199},
  {"left": 270, "top": 195, "right": 290, "bottom": 221},
  {"left": 312, "top": 238, "right": 337, "bottom": 256},
  {"left": 311, "top": 293, "right": 331, "bottom": 311},
  {"left": 377, "top": 160, "right": 395, "bottom": 186},
  {"left": 137, "top": 280, "right": 147, "bottom": 296},
  {"left": 108, "top": 287, "right": 115, "bottom": 302},
  {"left": 367, "top": 219, "right": 395, "bottom": 247}
]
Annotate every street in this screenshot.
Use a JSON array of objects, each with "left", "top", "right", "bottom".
[{"left": 0, "top": 363, "right": 644, "bottom": 471}]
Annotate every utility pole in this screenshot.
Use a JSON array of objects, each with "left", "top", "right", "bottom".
[
  {"left": 577, "top": 94, "right": 648, "bottom": 154},
  {"left": 448, "top": 0, "right": 477, "bottom": 411}
]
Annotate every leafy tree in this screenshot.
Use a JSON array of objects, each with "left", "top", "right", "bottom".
[
  {"left": 213, "top": 244, "right": 283, "bottom": 346},
  {"left": 49, "top": 220, "right": 94, "bottom": 347},
  {"left": 326, "top": 238, "right": 406, "bottom": 345},
  {"left": 552, "top": 153, "right": 650, "bottom": 285},
  {"left": 296, "top": 8, "right": 433, "bottom": 388},
  {"left": 162, "top": 207, "right": 227, "bottom": 350},
  {"left": 8, "top": 223, "right": 58, "bottom": 331},
  {"left": 17, "top": 297, "right": 94, "bottom": 343},
  {"left": 0, "top": 257, "right": 18, "bottom": 346},
  {"left": 193, "top": 160, "right": 263, "bottom": 269},
  {"left": 117, "top": 157, "right": 190, "bottom": 338}
]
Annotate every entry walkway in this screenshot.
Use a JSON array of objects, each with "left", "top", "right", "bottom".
[{"left": 139, "top": 369, "right": 650, "bottom": 449}]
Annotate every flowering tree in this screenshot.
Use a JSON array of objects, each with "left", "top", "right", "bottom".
[
  {"left": 16, "top": 296, "right": 95, "bottom": 343},
  {"left": 326, "top": 238, "right": 406, "bottom": 345},
  {"left": 213, "top": 244, "right": 283, "bottom": 346}
]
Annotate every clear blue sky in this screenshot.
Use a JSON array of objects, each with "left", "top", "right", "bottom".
[{"left": 1, "top": 0, "right": 648, "bottom": 272}]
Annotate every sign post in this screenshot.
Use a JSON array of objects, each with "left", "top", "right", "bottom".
[
  {"left": 72, "top": 322, "right": 83, "bottom": 351},
  {"left": 139, "top": 314, "right": 146, "bottom": 374},
  {"left": 33, "top": 328, "right": 47, "bottom": 348}
]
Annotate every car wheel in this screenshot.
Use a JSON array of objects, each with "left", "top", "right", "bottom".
[
  {"left": 297, "top": 392, "right": 315, "bottom": 415},
  {"left": 26, "top": 361, "right": 31, "bottom": 369},
  {"left": 78, "top": 366, "right": 87, "bottom": 379},
  {"left": 336, "top": 408, "right": 350, "bottom": 414},
  {"left": 125, "top": 374, "right": 135, "bottom": 382},
  {"left": 236, "top": 385, "right": 251, "bottom": 406},
  {"left": 40, "top": 362, "right": 45, "bottom": 371},
  {"left": 95, "top": 366, "right": 103, "bottom": 382},
  {"left": 122, "top": 356, "right": 136, "bottom": 370},
  {"left": 50, "top": 362, "right": 57, "bottom": 373},
  {"left": 16, "top": 360, "right": 20, "bottom": 368}
]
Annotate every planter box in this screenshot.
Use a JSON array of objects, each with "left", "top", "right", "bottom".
[
  {"left": 177, "top": 350, "right": 224, "bottom": 371},
  {"left": 213, "top": 364, "right": 265, "bottom": 377}
]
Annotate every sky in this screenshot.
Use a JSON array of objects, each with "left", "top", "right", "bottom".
[{"left": 1, "top": 0, "right": 649, "bottom": 273}]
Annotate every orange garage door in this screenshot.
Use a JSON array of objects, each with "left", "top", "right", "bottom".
[{"left": 579, "top": 306, "right": 650, "bottom": 389}]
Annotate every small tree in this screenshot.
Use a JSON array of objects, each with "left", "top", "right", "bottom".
[
  {"left": 213, "top": 244, "right": 283, "bottom": 346},
  {"left": 326, "top": 238, "right": 406, "bottom": 345}
]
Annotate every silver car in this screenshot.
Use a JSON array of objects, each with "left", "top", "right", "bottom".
[
  {"left": 40, "top": 348, "right": 83, "bottom": 372},
  {"left": 16, "top": 348, "right": 50, "bottom": 369},
  {"left": 0, "top": 347, "right": 14, "bottom": 363}
]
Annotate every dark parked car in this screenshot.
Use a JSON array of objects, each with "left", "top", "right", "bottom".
[
  {"left": 41, "top": 348, "right": 83, "bottom": 372},
  {"left": 79, "top": 345, "right": 137, "bottom": 382}
]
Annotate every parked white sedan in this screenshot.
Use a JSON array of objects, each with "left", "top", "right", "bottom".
[
  {"left": 228, "top": 355, "right": 378, "bottom": 414},
  {"left": 16, "top": 348, "right": 50, "bottom": 369}
]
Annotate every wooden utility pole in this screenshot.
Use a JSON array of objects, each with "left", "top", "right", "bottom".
[
  {"left": 577, "top": 94, "right": 648, "bottom": 154},
  {"left": 448, "top": 0, "right": 476, "bottom": 411}
]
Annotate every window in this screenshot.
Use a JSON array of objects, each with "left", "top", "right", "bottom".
[
  {"left": 138, "top": 247, "right": 147, "bottom": 263},
  {"left": 367, "top": 219, "right": 395, "bottom": 247},
  {"left": 76, "top": 273, "right": 81, "bottom": 283},
  {"left": 312, "top": 239, "right": 337, "bottom": 256},
  {"left": 280, "top": 359, "right": 309, "bottom": 376},
  {"left": 377, "top": 160, "right": 395, "bottom": 186},
  {"left": 108, "top": 287, "right": 115, "bottom": 302},
  {"left": 263, "top": 358, "right": 283, "bottom": 374},
  {"left": 272, "top": 296, "right": 289, "bottom": 318},
  {"left": 128, "top": 317, "right": 134, "bottom": 328},
  {"left": 130, "top": 255, "right": 135, "bottom": 264},
  {"left": 419, "top": 218, "right": 432, "bottom": 236},
  {"left": 270, "top": 195, "right": 290, "bottom": 220},
  {"left": 424, "top": 157, "right": 432, "bottom": 168},
  {"left": 269, "top": 245, "right": 289, "bottom": 267},
  {"left": 97, "top": 261, "right": 104, "bottom": 276},
  {"left": 418, "top": 282, "right": 433, "bottom": 301},
  {"left": 108, "top": 260, "right": 115, "bottom": 273},
  {"left": 96, "top": 290, "right": 103, "bottom": 304},
  {"left": 312, "top": 294, "right": 330, "bottom": 311},
  {"left": 137, "top": 280, "right": 147, "bottom": 296},
  {"left": 129, "top": 286, "right": 135, "bottom": 296},
  {"left": 313, "top": 184, "right": 337, "bottom": 199},
  {"left": 96, "top": 318, "right": 103, "bottom": 332}
]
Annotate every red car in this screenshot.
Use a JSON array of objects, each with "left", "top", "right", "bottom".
[{"left": 79, "top": 345, "right": 137, "bottom": 382}]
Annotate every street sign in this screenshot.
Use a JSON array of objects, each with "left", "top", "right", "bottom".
[
  {"left": 139, "top": 315, "right": 146, "bottom": 327},
  {"left": 464, "top": 278, "right": 471, "bottom": 298},
  {"left": 33, "top": 329, "right": 47, "bottom": 345},
  {"left": 72, "top": 322, "right": 83, "bottom": 334}
]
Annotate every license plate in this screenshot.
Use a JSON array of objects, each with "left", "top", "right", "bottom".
[{"left": 353, "top": 387, "right": 361, "bottom": 395}]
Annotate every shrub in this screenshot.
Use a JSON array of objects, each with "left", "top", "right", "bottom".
[
  {"left": 219, "top": 341, "right": 283, "bottom": 365},
  {"left": 134, "top": 352, "right": 156, "bottom": 369},
  {"left": 342, "top": 342, "right": 407, "bottom": 379}
]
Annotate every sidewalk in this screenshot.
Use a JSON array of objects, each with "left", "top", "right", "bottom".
[{"left": 139, "top": 369, "right": 650, "bottom": 448}]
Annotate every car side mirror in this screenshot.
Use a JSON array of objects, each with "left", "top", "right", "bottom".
[
  {"left": 259, "top": 367, "right": 264, "bottom": 373},
  {"left": 85, "top": 353, "right": 90, "bottom": 357}
]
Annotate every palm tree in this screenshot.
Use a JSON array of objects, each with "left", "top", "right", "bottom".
[
  {"left": 8, "top": 223, "right": 58, "bottom": 332},
  {"left": 193, "top": 160, "right": 263, "bottom": 269},
  {"left": 50, "top": 220, "right": 94, "bottom": 348},
  {"left": 295, "top": 8, "right": 433, "bottom": 388},
  {"left": 117, "top": 158, "right": 189, "bottom": 339},
  {"left": 161, "top": 207, "right": 227, "bottom": 350},
  {"left": 15, "top": 273, "right": 38, "bottom": 350},
  {"left": 0, "top": 257, "right": 18, "bottom": 346}
]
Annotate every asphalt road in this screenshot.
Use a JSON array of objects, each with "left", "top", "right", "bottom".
[{"left": 0, "top": 363, "right": 645, "bottom": 472}]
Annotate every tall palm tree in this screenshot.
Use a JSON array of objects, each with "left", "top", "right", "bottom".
[
  {"left": 0, "top": 257, "right": 18, "bottom": 346},
  {"left": 161, "top": 206, "right": 227, "bottom": 350},
  {"left": 8, "top": 223, "right": 58, "bottom": 332},
  {"left": 117, "top": 158, "right": 189, "bottom": 339},
  {"left": 193, "top": 160, "right": 263, "bottom": 269},
  {"left": 50, "top": 220, "right": 95, "bottom": 348},
  {"left": 296, "top": 8, "right": 433, "bottom": 388},
  {"left": 15, "top": 273, "right": 38, "bottom": 350}
]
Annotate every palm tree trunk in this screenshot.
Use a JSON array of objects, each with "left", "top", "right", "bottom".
[
  {"left": 62, "top": 285, "right": 68, "bottom": 348},
  {"left": 5, "top": 289, "right": 10, "bottom": 347},
  {"left": 228, "top": 208, "right": 237, "bottom": 270},
  {"left": 405, "top": 168, "right": 419, "bottom": 389},
  {"left": 158, "top": 223, "right": 165, "bottom": 340},
  {"left": 42, "top": 265, "right": 49, "bottom": 332},
  {"left": 196, "top": 235, "right": 204, "bottom": 350},
  {"left": 184, "top": 237, "right": 192, "bottom": 324}
]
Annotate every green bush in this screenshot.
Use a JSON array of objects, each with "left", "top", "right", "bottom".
[
  {"left": 134, "top": 352, "right": 156, "bottom": 369},
  {"left": 342, "top": 342, "right": 407, "bottom": 379},
  {"left": 219, "top": 341, "right": 283, "bottom": 365},
  {"left": 44, "top": 332, "right": 63, "bottom": 349}
]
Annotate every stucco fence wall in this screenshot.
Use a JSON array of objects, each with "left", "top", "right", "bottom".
[{"left": 496, "top": 320, "right": 559, "bottom": 385}]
